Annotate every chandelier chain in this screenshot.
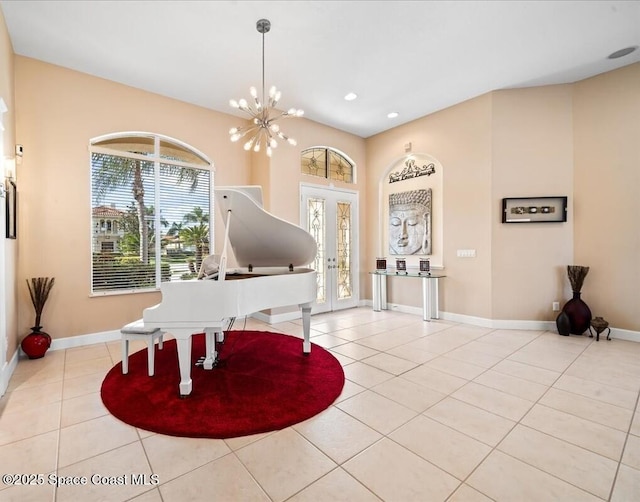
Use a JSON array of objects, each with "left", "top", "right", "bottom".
[{"left": 261, "top": 23, "right": 265, "bottom": 106}]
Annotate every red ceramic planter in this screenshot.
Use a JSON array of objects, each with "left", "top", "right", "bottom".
[{"left": 21, "top": 327, "right": 52, "bottom": 359}]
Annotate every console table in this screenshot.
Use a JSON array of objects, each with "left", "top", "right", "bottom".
[{"left": 370, "top": 269, "right": 446, "bottom": 321}]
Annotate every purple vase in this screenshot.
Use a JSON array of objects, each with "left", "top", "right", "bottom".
[{"left": 562, "top": 292, "right": 592, "bottom": 335}]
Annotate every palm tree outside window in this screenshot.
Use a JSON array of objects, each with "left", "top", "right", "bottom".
[{"left": 90, "top": 133, "right": 213, "bottom": 294}]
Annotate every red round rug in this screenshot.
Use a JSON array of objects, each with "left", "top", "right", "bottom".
[{"left": 101, "top": 331, "right": 345, "bottom": 438}]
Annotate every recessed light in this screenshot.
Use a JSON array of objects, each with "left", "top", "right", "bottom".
[
  {"left": 608, "top": 46, "right": 638, "bottom": 59},
  {"left": 344, "top": 92, "right": 358, "bottom": 101},
  {"left": 387, "top": 112, "right": 399, "bottom": 118}
]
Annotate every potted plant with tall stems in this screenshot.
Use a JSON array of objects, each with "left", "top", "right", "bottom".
[{"left": 21, "top": 277, "right": 56, "bottom": 359}]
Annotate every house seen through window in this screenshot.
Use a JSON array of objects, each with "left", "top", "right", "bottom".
[{"left": 90, "top": 133, "right": 213, "bottom": 294}]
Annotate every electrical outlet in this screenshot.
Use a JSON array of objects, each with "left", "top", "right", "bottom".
[{"left": 552, "top": 301, "right": 560, "bottom": 311}]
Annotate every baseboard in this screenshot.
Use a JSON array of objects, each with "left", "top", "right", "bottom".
[
  {"left": 439, "top": 311, "right": 556, "bottom": 331},
  {"left": 48, "top": 329, "right": 121, "bottom": 352},
  {"left": 361, "top": 299, "right": 640, "bottom": 341},
  {"left": 15, "top": 305, "right": 640, "bottom": 359},
  {"left": 0, "top": 349, "right": 19, "bottom": 397},
  {"left": 251, "top": 310, "right": 302, "bottom": 325},
  {"left": 361, "top": 299, "right": 423, "bottom": 317},
  {"left": 607, "top": 327, "right": 640, "bottom": 343}
]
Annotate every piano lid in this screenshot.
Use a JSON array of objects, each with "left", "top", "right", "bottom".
[{"left": 215, "top": 186, "right": 317, "bottom": 268}]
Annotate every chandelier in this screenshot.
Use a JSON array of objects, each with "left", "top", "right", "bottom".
[{"left": 228, "top": 19, "right": 304, "bottom": 157}]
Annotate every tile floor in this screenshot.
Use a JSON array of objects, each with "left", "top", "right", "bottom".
[{"left": 1, "top": 307, "right": 639, "bottom": 501}]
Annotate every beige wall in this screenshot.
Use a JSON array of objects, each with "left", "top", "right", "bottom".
[
  {"left": 365, "top": 66, "right": 639, "bottom": 331},
  {"left": 366, "top": 94, "right": 494, "bottom": 318},
  {"left": 13, "top": 56, "right": 367, "bottom": 345},
  {"left": 6, "top": 23, "right": 640, "bottom": 355},
  {"left": 1, "top": 8, "right": 18, "bottom": 363},
  {"left": 573, "top": 64, "right": 640, "bottom": 331},
  {"left": 491, "top": 85, "right": 574, "bottom": 321},
  {"left": 14, "top": 57, "right": 252, "bottom": 341}
]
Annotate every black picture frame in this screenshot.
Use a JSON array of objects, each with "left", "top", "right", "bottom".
[
  {"left": 502, "top": 196, "right": 567, "bottom": 223},
  {"left": 6, "top": 180, "right": 16, "bottom": 239}
]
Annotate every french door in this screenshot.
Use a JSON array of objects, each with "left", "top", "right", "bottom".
[{"left": 301, "top": 184, "right": 359, "bottom": 314}]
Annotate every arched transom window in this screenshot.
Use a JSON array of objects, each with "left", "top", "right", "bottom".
[{"left": 301, "top": 147, "right": 355, "bottom": 183}]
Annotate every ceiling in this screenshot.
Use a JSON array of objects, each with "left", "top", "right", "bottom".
[{"left": 2, "top": 1, "right": 639, "bottom": 138}]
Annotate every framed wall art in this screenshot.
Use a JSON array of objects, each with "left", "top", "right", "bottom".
[
  {"left": 502, "top": 196, "right": 567, "bottom": 223},
  {"left": 5, "top": 180, "right": 16, "bottom": 239}
]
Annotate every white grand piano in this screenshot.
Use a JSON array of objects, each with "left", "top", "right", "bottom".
[{"left": 143, "top": 186, "right": 317, "bottom": 397}]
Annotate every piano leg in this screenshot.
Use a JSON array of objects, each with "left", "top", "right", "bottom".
[
  {"left": 202, "top": 328, "right": 218, "bottom": 370},
  {"left": 300, "top": 303, "right": 312, "bottom": 354},
  {"left": 173, "top": 330, "right": 194, "bottom": 397}
]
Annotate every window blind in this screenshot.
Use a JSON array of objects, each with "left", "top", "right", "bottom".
[{"left": 90, "top": 134, "right": 212, "bottom": 295}]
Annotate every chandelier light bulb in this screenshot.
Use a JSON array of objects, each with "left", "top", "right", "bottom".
[{"left": 227, "top": 19, "right": 303, "bottom": 157}]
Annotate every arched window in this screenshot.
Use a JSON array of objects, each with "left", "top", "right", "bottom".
[
  {"left": 89, "top": 132, "right": 213, "bottom": 295},
  {"left": 301, "top": 147, "right": 355, "bottom": 183}
]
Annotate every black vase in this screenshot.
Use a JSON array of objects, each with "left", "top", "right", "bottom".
[
  {"left": 555, "top": 311, "right": 571, "bottom": 336},
  {"left": 562, "top": 291, "right": 592, "bottom": 335}
]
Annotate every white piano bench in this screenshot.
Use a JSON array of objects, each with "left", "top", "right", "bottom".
[{"left": 120, "top": 320, "right": 164, "bottom": 377}]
